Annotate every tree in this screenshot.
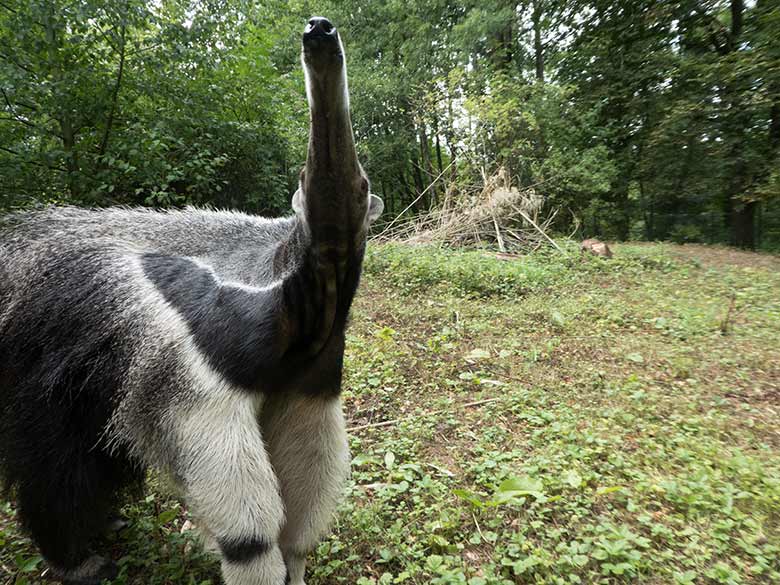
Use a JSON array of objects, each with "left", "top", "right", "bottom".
[
  {"left": 2, "top": 0, "right": 779, "bottom": 249},
  {"left": 0, "top": 0, "right": 303, "bottom": 213}
]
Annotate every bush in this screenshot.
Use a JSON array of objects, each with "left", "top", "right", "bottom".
[{"left": 669, "top": 223, "right": 704, "bottom": 244}]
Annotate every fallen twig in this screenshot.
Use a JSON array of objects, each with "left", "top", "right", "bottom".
[
  {"left": 719, "top": 292, "right": 738, "bottom": 335},
  {"left": 373, "top": 167, "right": 561, "bottom": 254},
  {"left": 347, "top": 397, "right": 502, "bottom": 433},
  {"left": 375, "top": 159, "right": 457, "bottom": 240},
  {"left": 515, "top": 207, "right": 563, "bottom": 252}
]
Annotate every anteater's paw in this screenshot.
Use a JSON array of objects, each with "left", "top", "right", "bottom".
[
  {"left": 105, "top": 516, "right": 129, "bottom": 533},
  {"left": 50, "top": 554, "right": 118, "bottom": 585}
]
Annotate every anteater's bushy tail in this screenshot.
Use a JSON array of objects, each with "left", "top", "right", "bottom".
[{"left": 0, "top": 235, "right": 142, "bottom": 569}]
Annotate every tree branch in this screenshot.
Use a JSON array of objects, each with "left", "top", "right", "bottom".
[
  {"left": 0, "top": 116, "right": 37, "bottom": 129},
  {"left": 0, "top": 145, "right": 68, "bottom": 172},
  {"left": 126, "top": 40, "right": 165, "bottom": 58},
  {"left": 94, "top": 24, "right": 119, "bottom": 52},
  {"left": 0, "top": 2, "right": 45, "bottom": 28},
  {"left": 0, "top": 52, "right": 39, "bottom": 77},
  {"left": 1, "top": 88, "right": 42, "bottom": 131}
]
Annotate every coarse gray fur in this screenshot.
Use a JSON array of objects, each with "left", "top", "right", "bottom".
[{"left": 0, "top": 16, "right": 378, "bottom": 585}]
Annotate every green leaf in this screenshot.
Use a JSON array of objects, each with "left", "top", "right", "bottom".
[
  {"left": 674, "top": 570, "right": 697, "bottom": 584},
  {"left": 157, "top": 508, "right": 178, "bottom": 524},
  {"left": 453, "top": 488, "right": 486, "bottom": 509},
  {"left": 375, "top": 326, "right": 396, "bottom": 342},
  {"left": 16, "top": 555, "right": 42, "bottom": 573},
  {"left": 425, "top": 555, "right": 444, "bottom": 571},
  {"left": 564, "top": 469, "right": 583, "bottom": 488},
  {"left": 490, "top": 475, "right": 546, "bottom": 504},
  {"left": 497, "top": 475, "right": 543, "bottom": 494},
  {"left": 351, "top": 453, "right": 376, "bottom": 467}
]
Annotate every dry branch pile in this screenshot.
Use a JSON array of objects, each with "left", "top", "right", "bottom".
[{"left": 372, "top": 168, "right": 561, "bottom": 253}]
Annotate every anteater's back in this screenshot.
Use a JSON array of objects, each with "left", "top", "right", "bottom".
[{"left": 0, "top": 206, "right": 296, "bottom": 559}]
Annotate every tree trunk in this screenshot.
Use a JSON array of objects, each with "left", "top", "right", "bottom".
[
  {"left": 434, "top": 118, "right": 444, "bottom": 177},
  {"left": 532, "top": 0, "right": 544, "bottom": 81},
  {"left": 418, "top": 123, "right": 436, "bottom": 205},
  {"left": 446, "top": 93, "right": 458, "bottom": 184},
  {"left": 639, "top": 175, "right": 652, "bottom": 240},
  {"left": 725, "top": 0, "right": 754, "bottom": 248},
  {"left": 396, "top": 171, "right": 412, "bottom": 203},
  {"left": 98, "top": 22, "right": 127, "bottom": 158},
  {"left": 45, "top": 8, "right": 80, "bottom": 199},
  {"left": 614, "top": 175, "right": 630, "bottom": 241},
  {"left": 732, "top": 200, "right": 756, "bottom": 249},
  {"left": 410, "top": 156, "right": 425, "bottom": 210},
  {"left": 380, "top": 180, "right": 389, "bottom": 214},
  {"left": 769, "top": 87, "right": 780, "bottom": 151},
  {"left": 60, "top": 117, "right": 80, "bottom": 198},
  {"left": 488, "top": 9, "right": 514, "bottom": 71},
  {"left": 730, "top": 0, "right": 743, "bottom": 44}
]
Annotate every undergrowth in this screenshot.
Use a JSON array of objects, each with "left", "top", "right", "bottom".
[
  {"left": 1, "top": 241, "right": 779, "bottom": 585},
  {"left": 363, "top": 242, "right": 678, "bottom": 298}
]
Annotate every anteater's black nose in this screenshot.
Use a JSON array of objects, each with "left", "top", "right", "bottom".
[{"left": 304, "top": 16, "right": 336, "bottom": 41}]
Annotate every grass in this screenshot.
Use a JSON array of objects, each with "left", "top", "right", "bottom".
[{"left": 2, "top": 241, "right": 779, "bottom": 584}]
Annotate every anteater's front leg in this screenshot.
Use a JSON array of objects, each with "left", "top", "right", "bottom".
[
  {"left": 261, "top": 394, "right": 350, "bottom": 585},
  {"left": 173, "top": 391, "right": 288, "bottom": 585}
]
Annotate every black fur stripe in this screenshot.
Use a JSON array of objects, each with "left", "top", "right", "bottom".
[
  {"left": 218, "top": 536, "right": 271, "bottom": 563},
  {"left": 141, "top": 253, "right": 284, "bottom": 389}
]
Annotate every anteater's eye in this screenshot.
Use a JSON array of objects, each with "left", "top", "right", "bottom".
[{"left": 359, "top": 178, "right": 369, "bottom": 194}]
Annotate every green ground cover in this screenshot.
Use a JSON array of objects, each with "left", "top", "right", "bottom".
[{"left": 2, "top": 242, "right": 779, "bottom": 584}]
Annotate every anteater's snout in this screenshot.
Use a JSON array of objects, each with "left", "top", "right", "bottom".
[
  {"left": 304, "top": 16, "right": 337, "bottom": 43},
  {"left": 301, "top": 15, "right": 344, "bottom": 79}
]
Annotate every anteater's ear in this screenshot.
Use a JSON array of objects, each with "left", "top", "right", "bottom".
[
  {"left": 367, "top": 194, "right": 384, "bottom": 224},
  {"left": 292, "top": 188, "right": 303, "bottom": 215}
]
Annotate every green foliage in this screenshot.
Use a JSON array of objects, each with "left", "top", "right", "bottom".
[
  {"left": 363, "top": 242, "right": 674, "bottom": 298},
  {"left": 3, "top": 0, "right": 780, "bottom": 247},
  {"left": 334, "top": 242, "right": 780, "bottom": 584},
  {"left": 2, "top": 242, "right": 780, "bottom": 584},
  {"left": 0, "top": 0, "right": 303, "bottom": 212},
  {"left": 669, "top": 224, "right": 705, "bottom": 245},
  {"left": 365, "top": 243, "right": 572, "bottom": 297}
]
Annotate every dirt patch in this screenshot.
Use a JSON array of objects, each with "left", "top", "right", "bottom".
[{"left": 632, "top": 242, "right": 780, "bottom": 270}]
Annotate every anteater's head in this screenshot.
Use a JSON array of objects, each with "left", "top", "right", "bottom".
[{"left": 293, "top": 17, "right": 382, "bottom": 242}]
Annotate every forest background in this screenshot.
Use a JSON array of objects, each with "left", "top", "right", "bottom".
[{"left": 1, "top": 0, "right": 778, "bottom": 250}]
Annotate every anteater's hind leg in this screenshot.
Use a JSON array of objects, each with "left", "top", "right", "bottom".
[{"left": 15, "top": 444, "right": 133, "bottom": 584}]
